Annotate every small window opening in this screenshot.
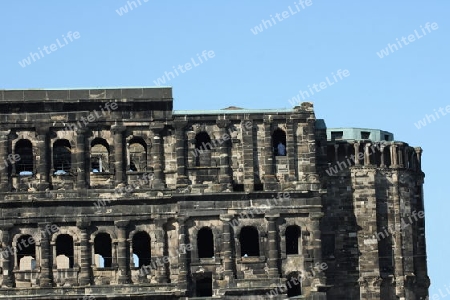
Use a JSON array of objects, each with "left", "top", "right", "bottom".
[
  {"left": 195, "top": 131, "right": 212, "bottom": 166},
  {"left": 94, "top": 233, "right": 112, "bottom": 268},
  {"left": 53, "top": 139, "right": 71, "bottom": 174},
  {"left": 15, "top": 139, "right": 33, "bottom": 175},
  {"left": 56, "top": 234, "right": 74, "bottom": 268},
  {"left": 129, "top": 138, "right": 147, "bottom": 172},
  {"left": 330, "top": 131, "right": 343, "bottom": 141},
  {"left": 132, "top": 231, "right": 151, "bottom": 268},
  {"left": 286, "top": 273, "right": 302, "bottom": 297},
  {"left": 91, "top": 138, "right": 109, "bottom": 172},
  {"left": 17, "top": 235, "right": 36, "bottom": 270},
  {"left": 198, "top": 227, "right": 214, "bottom": 259},
  {"left": 272, "top": 128, "right": 287, "bottom": 156},
  {"left": 196, "top": 276, "right": 213, "bottom": 297},
  {"left": 286, "top": 225, "right": 301, "bottom": 255},
  {"left": 361, "top": 131, "right": 371, "bottom": 139},
  {"left": 240, "top": 226, "right": 259, "bottom": 257}
]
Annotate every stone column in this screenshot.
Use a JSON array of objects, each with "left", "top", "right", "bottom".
[
  {"left": 38, "top": 223, "right": 53, "bottom": 287},
  {"left": 414, "top": 147, "right": 422, "bottom": 171},
  {"left": 391, "top": 144, "right": 398, "bottom": 167},
  {"left": 391, "top": 171, "right": 405, "bottom": 298},
  {"left": 0, "top": 224, "right": 13, "bottom": 287},
  {"left": 354, "top": 142, "right": 360, "bottom": 166},
  {"left": 265, "top": 215, "right": 279, "bottom": 278},
  {"left": 380, "top": 144, "right": 386, "bottom": 168},
  {"left": 177, "top": 217, "right": 188, "bottom": 290},
  {"left": 242, "top": 120, "right": 255, "bottom": 192},
  {"left": 77, "top": 220, "right": 91, "bottom": 285},
  {"left": 219, "top": 215, "right": 234, "bottom": 277},
  {"left": 115, "top": 220, "right": 130, "bottom": 284},
  {"left": 0, "top": 132, "right": 9, "bottom": 191},
  {"left": 174, "top": 121, "right": 189, "bottom": 188},
  {"left": 215, "top": 121, "right": 232, "bottom": 190},
  {"left": 36, "top": 125, "right": 50, "bottom": 190},
  {"left": 364, "top": 143, "right": 371, "bottom": 166},
  {"left": 397, "top": 143, "right": 404, "bottom": 168},
  {"left": 262, "top": 118, "right": 277, "bottom": 190},
  {"left": 75, "top": 129, "right": 88, "bottom": 189},
  {"left": 150, "top": 125, "right": 165, "bottom": 189},
  {"left": 111, "top": 125, "right": 126, "bottom": 186}
]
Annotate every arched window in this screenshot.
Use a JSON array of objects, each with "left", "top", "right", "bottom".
[
  {"left": 239, "top": 226, "right": 259, "bottom": 257},
  {"left": 286, "top": 225, "right": 301, "bottom": 255},
  {"left": 197, "top": 227, "right": 214, "bottom": 259},
  {"left": 53, "top": 139, "right": 71, "bottom": 174},
  {"left": 132, "top": 231, "right": 151, "bottom": 268},
  {"left": 194, "top": 131, "right": 212, "bottom": 167},
  {"left": 272, "top": 128, "right": 286, "bottom": 156},
  {"left": 15, "top": 139, "right": 33, "bottom": 175},
  {"left": 129, "top": 138, "right": 147, "bottom": 172},
  {"left": 286, "top": 272, "right": 301, "bottom": 297},
  {"left": 91, "top": 138, "right": 109, "bottom": 172},
  {"left": 17, "top": 235, "right": 36, "bottom": 270},
  {"left": 94, "top": 233, "right": 112, "bottom": 268},
  {"left": 56, "top": 234, "right": 74, "bottom": 268}
]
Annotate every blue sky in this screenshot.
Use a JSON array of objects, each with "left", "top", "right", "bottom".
[{"left": 1, "top": 0, "right": 449, "bottom": 294}]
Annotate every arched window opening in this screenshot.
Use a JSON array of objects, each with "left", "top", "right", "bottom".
[
  {"left": 286, "top": 273, "right": 302, "bottom": 297},
  {"left": 286, "top": 225, "right": 301, "bottom": 255},
  {"left": 132, "top": 231, "right": 151, "bottom": 268},
  {"left": 91, "top": 138, "right": 109, "bottom": 172},
  {"left": 239, "top": 226, "right": 259, "bottom": 257},
  {"left": 196, "top": 276, "right": 213, "bottom": 297},
  {"left": 56, "top": 234, "right": 74, "bottom": 268},
  {"left": 194, "top": 131, "right": 212, "bottom": 166},
  {"left": 384, "top": 146, "right": 391, "bottom": 168},
  {"left": 272, "top": 128, "right": 287, "bottom": 156},
  {"left": 94, "top": 233, "right": 112, "bottom": 268},
  {"left": 17, "top": 235, "right": 36, "bottom": 270},
  {"left": 15, "top": 139, "right": 33, "bottom": 175},
  {"left": 53, "top": 139, "right": 71, "bottom": 174},
  {"left": 197, "top": 227, "right": 214, "bottom": 259},
  {"left": 129, "top": 138, "right": 147, "bottom": 172}
]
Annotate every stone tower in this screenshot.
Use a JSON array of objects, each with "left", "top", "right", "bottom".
[{"left": 0, "top": 87, "right": 429, "bottom": 299}]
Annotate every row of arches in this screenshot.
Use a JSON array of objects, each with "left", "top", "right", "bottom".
[{"left": 13, "top": 137, "right": 147, "bottom": 176}]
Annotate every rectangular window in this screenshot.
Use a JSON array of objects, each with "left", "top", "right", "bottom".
[
  {"left": 361, "top": 131, "right": 370, "bottom": 139},
  {"left": 331, "top": 131, "right": 343, "bottom": 140}
]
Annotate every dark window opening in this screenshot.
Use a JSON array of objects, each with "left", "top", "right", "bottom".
[
  {"left": 254, "top": 183, "right": 263, "bottom": 191},
  {"left": 330, "top": 131, "right": 343, "bottom": 141},
  {"left": 56, "top": 234, "right": 74, "bottom": 268},
  {"left": 94, "top": 233, "right": 112, "bottom": 268},
  {"left": 17, "top": 235, "right": 36, "bottom": 269},
  {"left": 384, "top": 134, "right": 390, "bottom": 141},
  {"left": 195, "top": 131, "right": 212, "bottom": 167},
  {"left": 384, "top": 147, "right": 391, "bottom": 167},
  {"left": 322, "top": 234, "right": 335, "bottom": 257},
  {"left": 53, "top": 139, "right": 71, "bottom": 174},
  {"left": 286, "top": 225, "right": 301, "bottom": 255},
  {"left": 15, "top": 139, "right": 33, "bottom": 174},
  {"left": 286, "top": 273, "right": 301, "bottom": 297},
  {"left": 361, "top": 131, "right": 371, "bottom": 139},
  {"left": 196, "top": 277, "right": 213, "bottom": 297},
  {"left": 91, "top": 138, "right": 109, "bottom": 172},
  {"left": 132, "top": 231, "right": 151, "bottom": 268},
  {"left": 129, "top": 138, "right": 147, "bottom": 172},
  {"left": 272, "top": 128, "right": 287, "bottom": 156},
  {"left": 240, "top": 226, "right": 259, "bottom": 257},
  {"left": 198, "top": 227, "right": 214, "bottom": 259},
  {"left": 233, "top": 184, "right": 244, "bottom": 192}
]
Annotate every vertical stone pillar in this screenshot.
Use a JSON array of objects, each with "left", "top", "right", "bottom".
[
  {"left": 414, "top": 147, "right": 422, "bottom": 171},
  {"left": 354, "top": 142, "right": 360, "bottom": 166},
  {"left": 263, "top": 118, "right": 277, "bottom": 189},
  {"left": 242, "top": 120, "right": 255, "bottom": 192},
  {"left": 77, "top": 220, "right": 91, "bottom": 285},
  {"left": 391, "top": 171, "right": 405, "bottom": 298},
  {"left": 38, "top": 223, "right": 53, "bottom": 287},
  {"left": 76, "top": 129, "right": 88, "bottom": 189},
  {"left": 0, "top": 132, "right": 10, "bottom": 191},
  {"left": 174, "top": 121, "right": 189, "bottom": 188},
  {"left": 177, "top": 217, "right": 188, "bottom": 290},
  {"left": 309, "top": 214, "right": 326, "bottom": 290},
  {"left": 150, "top": 125, "right": 165, "bottom": 189},
  {"left": 265, "top": 215, "right": 279, "bottom": 278},
  {"left": 219, "top": 215, "right": 234, "bottom": 277},
  {"left": 112, "top": 125, "right": 126, "bottom": 186},
  {"left": 0, "top": 225, "right": 13, "bottom": 287},
  {"left": 215, "top": 121, "right": 232, "bottom": 190},
  {"left": 115, "top": 220, "right": 130, "bottom": 284},
  {"left": 380, "top": 144, "right": 386, "bottom": 168},
  {"left": 36, "top": 125, "right": 50, "bottom": 190},
  {"left": 364, "top": 143, "right": 371, "bottom": 166},
  {"left": 391, "top": 144, "right": 398, "bottom": 167},
  {"left": 397, "top": 143, "right": 404, "bottom": 168}
]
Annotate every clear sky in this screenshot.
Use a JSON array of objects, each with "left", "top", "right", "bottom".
[{"left": 1, "top": 0, "right": 448, "bottom": 295}]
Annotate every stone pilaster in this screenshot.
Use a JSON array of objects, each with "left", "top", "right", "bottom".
[
  {"left": 364, "top": 143, "right": 371, "bottom": 166},
  {"left": 414, "top": 147, "right": 422, "bottom": 171},
  {"left": 391, "top": 144, "right": 398, "bottom": 167},
  {"left": 77, "top": 220, "right": 91, "bottom": 286},
  {"left": 215, "top": 121, "right": 232, "bottom": 189},
  {"left": 265, "top": 215, "right": 279, "bottom": 278},
  {"left": 112, "top": 125, "right": 126, "bottom": 186},
  {"left": 242, "top": 120, "right": 255, "bottom": 192},
  {"left": 75, "top": 129, "right": 88, "bottom": 189},
  {"left": 262, "top": 118, "right": 277, "bottom": 190},
  {"left": 219, "top": 215, "right": 234, "bottom": 277},
  {"left": 174, "top": 121, "right": 189, "bottom": 188},
  {"left": 0, "top": 132, "right": 9, "bottom": 191},
  {"left": 38, "top": 223, "right": 53, "bottom": 287},
  {"left": 177, "top": 217, "right": 188, "bottom": 290},
  {"left": 0, "top": 224, "right": 13, "bottom": 287},
  {"left": 150, "top": 125, "right": 165, "bottom": 189},
  {"left": 36, "top": 126, "right": 50, "bottom": 190},
  {"left": 115, "top": 220, "right": 130, "bottom": 284},
  {"left": 354, "top": 142, "right": 360, "bottom": 166}
]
